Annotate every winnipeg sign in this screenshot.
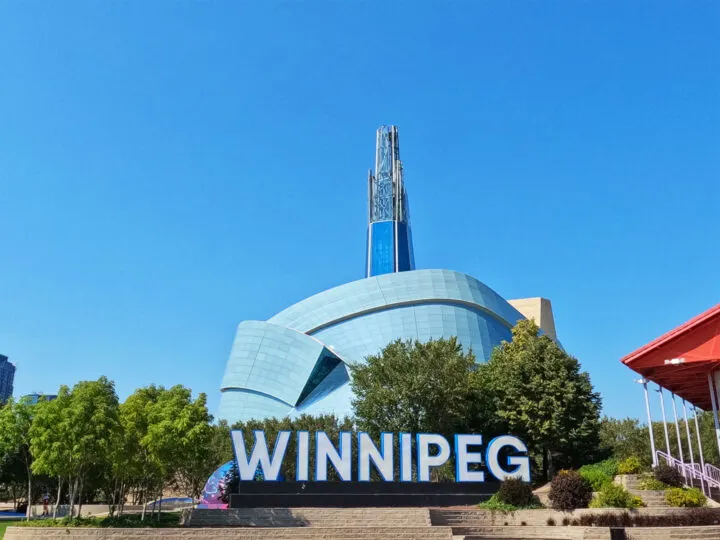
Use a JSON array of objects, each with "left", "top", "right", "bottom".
[{"left": 231, "top": 431, "right": 530, "bottom": 483}]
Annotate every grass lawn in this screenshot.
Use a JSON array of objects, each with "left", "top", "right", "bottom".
[{"left": 0, "top": 520, "right": 22, "bottom": 540}]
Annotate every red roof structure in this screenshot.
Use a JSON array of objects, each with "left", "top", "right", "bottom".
[{"left": 621, "top": 303, "right": 720, "bottom": 410}]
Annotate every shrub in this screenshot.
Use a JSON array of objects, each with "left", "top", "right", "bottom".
[
  {"left": 578, "top": 458, "right": 618, "bottom": 490},
  {"left": 549, "top": 470, "right": 593, "bottom": 511},
  {"left": 589, "top": 483, "right": 644, "bottom": 508},
  {"left": 496, "top": 477, "right": 534, "bottom": 507},
  {"left": 478, "top": 491, "right": 542, "bottom": 512},
  {"left": 665, "top": 487, "right": 707, "bottom": 507},
  {"left": 638, "top": 474, "right": 669, "bottom": 491},
  {"left": 477, "top": 493, "right": 520, "bottom": 512},
  {"left": 617, "top": 456, "right": 642, "bottom": 474},
  {"left": 546, "top": 518, "right": 556, "bottom": 526},
  {"left": 653, "top": 463, "right": 683, "bottom": 487}
]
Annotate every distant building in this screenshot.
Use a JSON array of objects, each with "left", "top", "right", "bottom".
[
  {"left": 508, "top": 297, "right": 558, "bottom": 341},
  {"left": 22, "top": 393, "right": 57, "bottom": 405},
  {"left": 0, "top": 354, "right": 16, "bottom": 403}
]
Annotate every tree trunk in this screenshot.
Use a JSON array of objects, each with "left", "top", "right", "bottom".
[
  {"left": 77, "top": 479, "right": 85, "bottom": 518},
  {"left": 118, "top": 481, "right": 125, "bottom": 517},
  {"left": 542, "top": 447, "right": 549, "bottom": 483},
  {"left": 53, "top": 477, "right": 63, "bottom": 519},
  {"left": 140, "top": 483, "right": 147, "bottom": 521},
  {"left": 26, "top": 470, "right": 32, "bottom": 521},
  {"left": 68, "top": 477, "right": 78, "bottom": 519},
  {"left": 157, "top": 492, "right": 163, "bottom": 520}
]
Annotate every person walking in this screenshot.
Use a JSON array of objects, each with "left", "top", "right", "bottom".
[{"left": 41, "top": 490, "right": 50, "bottom": 517}]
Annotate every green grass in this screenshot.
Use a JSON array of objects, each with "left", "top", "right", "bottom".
[
  {"left": 0, "top": 520, "right": 22, "bottom": 540},
  {"left": 13, "top": 512, "right": 181, "bottom": 529}
]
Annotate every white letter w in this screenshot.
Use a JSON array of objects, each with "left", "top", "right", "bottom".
[{"left": 231, "top": 430, "right": 290, "bottom": 481}]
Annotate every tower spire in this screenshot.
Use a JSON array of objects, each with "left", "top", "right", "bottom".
[{"left": 366, "top": 126, "right": 415, "bottom": 277}]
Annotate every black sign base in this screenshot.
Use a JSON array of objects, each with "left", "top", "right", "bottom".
[{"left": 229, "top": 481, "right": 499, "bottom": 508}]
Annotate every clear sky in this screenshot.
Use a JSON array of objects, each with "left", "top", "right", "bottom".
[{"left": 1, "top": 2, "right": 718, "bottom": 422}]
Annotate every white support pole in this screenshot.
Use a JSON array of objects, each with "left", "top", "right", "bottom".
[
  {"left": 709, "top": 372, "right": 720, "bottom": 458},
  {"left": 671, "top": 393, "right": 685, "bottom": 482},
  {"left": 693, "top": 406, "right": 707, "bottom": 495},
  {"left": 683, "top": 399, "right": 696, "bottom": 487},
  {"left": 643, "top": 381, "right": 658, "bottom": 466},
  {"left": 658, "top": 386, "right": 672, "bottom": 455}
]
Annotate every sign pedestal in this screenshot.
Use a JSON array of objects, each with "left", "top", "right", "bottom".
[{"left": 229, "top": 481, "right": 500, "bottom": 508}]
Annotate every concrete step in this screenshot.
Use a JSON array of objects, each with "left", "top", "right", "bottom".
[
  {"left": 185, "top": 508, "right": 432, "bottom": 528},
  {"left": 455, "top": 527, "right": 584, "bottom": 539},
  {"left": 4, "top": 527, "right": 454, "bottom": 540}
]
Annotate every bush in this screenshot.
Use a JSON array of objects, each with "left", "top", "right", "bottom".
[
  {"left": 477, "top": 493, "right": 521, "bottom": 512},
  {"left": 653, "top": 463, "right": 682, "bottom": 487},
  {"left": 589, "top": 483, "right": 644, "bottom": 508},
  {"left": 496, "top": 477, "right": 534, "bottom": 507},
  {"left": 638, "top": 474, "right": 669, "bottom": 491},
  {"left": 665, "top": 487, "right": 707, "bottom": 507},
  {"left": 477, "top": 491, "right": 542, "bottom": 512},
  {"left": 617, "top": 456, "right": 642, "bottom": 474},
  {"left": 578, "top": 458, "right": 618, "bottom": 490},
  {"left": 549, "top": 470, "right": 593, "bottom": 511}
]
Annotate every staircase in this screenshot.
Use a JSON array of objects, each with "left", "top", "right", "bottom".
[
  {"left": 620, "top": 475, "right": 669, "bottom": 508},
  {"left": 184, "top": 507, "right": 433, "bottom": 528}
]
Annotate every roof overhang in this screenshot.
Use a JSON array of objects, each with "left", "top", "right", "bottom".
[{"left": 621, "top": 303, "right": 720, "bottom": 410}]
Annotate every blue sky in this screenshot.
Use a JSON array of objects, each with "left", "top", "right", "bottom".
[{"left": 1, "top": 2, "right": 718, "bottom": 422}]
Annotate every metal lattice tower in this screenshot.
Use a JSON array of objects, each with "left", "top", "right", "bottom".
[{"left": 366, "top": 126, "right": 415, "bottom": 277}]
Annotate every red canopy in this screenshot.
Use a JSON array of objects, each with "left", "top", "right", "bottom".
[{"left": 621, "top": 303, "right": 720, "bottom": 410}]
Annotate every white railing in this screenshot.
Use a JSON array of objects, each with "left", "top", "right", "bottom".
[
  {"left": 705, "top": 462, "right": 720, "bottom": 485},
  {"left": 655, "top": 451, "right": 720, "bottom": 495}
]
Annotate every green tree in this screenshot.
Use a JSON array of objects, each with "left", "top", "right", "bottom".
[
  {"left": 598, "top": 417, "right": 651, "bottom": 467},
  {"left": 30, "top": 378, "right": 120, "bottom": 518},
  {"left": 138, "top": 385, "right": 212, "bottom": 518},
  {"left": 479, "top": 319, "right": 602, "bottom": 481},
  {"left": 30, "top": 388, "right": 73, "bottom": 518},
  {"left": 349, "top": 337, "right": 492, "bottom": 439},
  {"left": 0, "top": 397, "right": 38, "bottom": 520},
  {"left": 119, "top": 385, "right": 163, "bottom": 519}
]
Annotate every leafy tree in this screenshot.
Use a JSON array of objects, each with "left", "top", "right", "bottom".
[
  {"left": 168, "top": 387, "right": 215, "bottom": 499},
  {"left": 0, "top": 397, "right": 41, "bottom": 520},
  {"left": 118, "top": 385, "right": 162, "bottom": 519},
  {"left": 30, "top": 378, "right": 120, "bottom": 518},
  {"left": 349, "top": 337, "right": 492, "bottom": 439},
  {"left": 30, "top": 387, "right": 73, "bottom": 518},
  {"left": 479, "top": 320, "right": 602, "bottom": 481},
  {"left": 598, "top": 417, "right": 651, "bottom": 467},
  {"left": 121, "top": 384, "right": 212, "bottom": 519}
]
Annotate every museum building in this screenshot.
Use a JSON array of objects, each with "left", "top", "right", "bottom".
[{"left": 217, "top": 126, "right": 557, "bottom": 425}]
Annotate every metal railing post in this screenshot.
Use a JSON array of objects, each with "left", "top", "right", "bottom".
[{"left": 683, "top": 399, "right": 696, "bottom": 487}]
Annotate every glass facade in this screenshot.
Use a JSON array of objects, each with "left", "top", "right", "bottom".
[
  {"left": 0, "top": 355, "right": 15, "bottom": 404},
  {"left": 217, "top": 269, "right": 525, "bottom": 425},
  {"left": 366, "top": 126, "right": 415, "bottom": 278}
]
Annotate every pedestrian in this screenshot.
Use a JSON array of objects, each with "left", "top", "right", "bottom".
[{"left": 41, "top": 490, "right": 50, "bottom": 517}]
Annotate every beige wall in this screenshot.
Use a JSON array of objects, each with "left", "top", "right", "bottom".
[{"left": 508, "top": 297, "right": 557, "bottom": 341}]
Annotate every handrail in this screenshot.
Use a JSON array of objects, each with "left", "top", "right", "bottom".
[
  {"left": 655, "top": 451, "right": 720, "bottom": 493},
  {"left": 705, "top": 462, "right": 720, "bottom": 484}
]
